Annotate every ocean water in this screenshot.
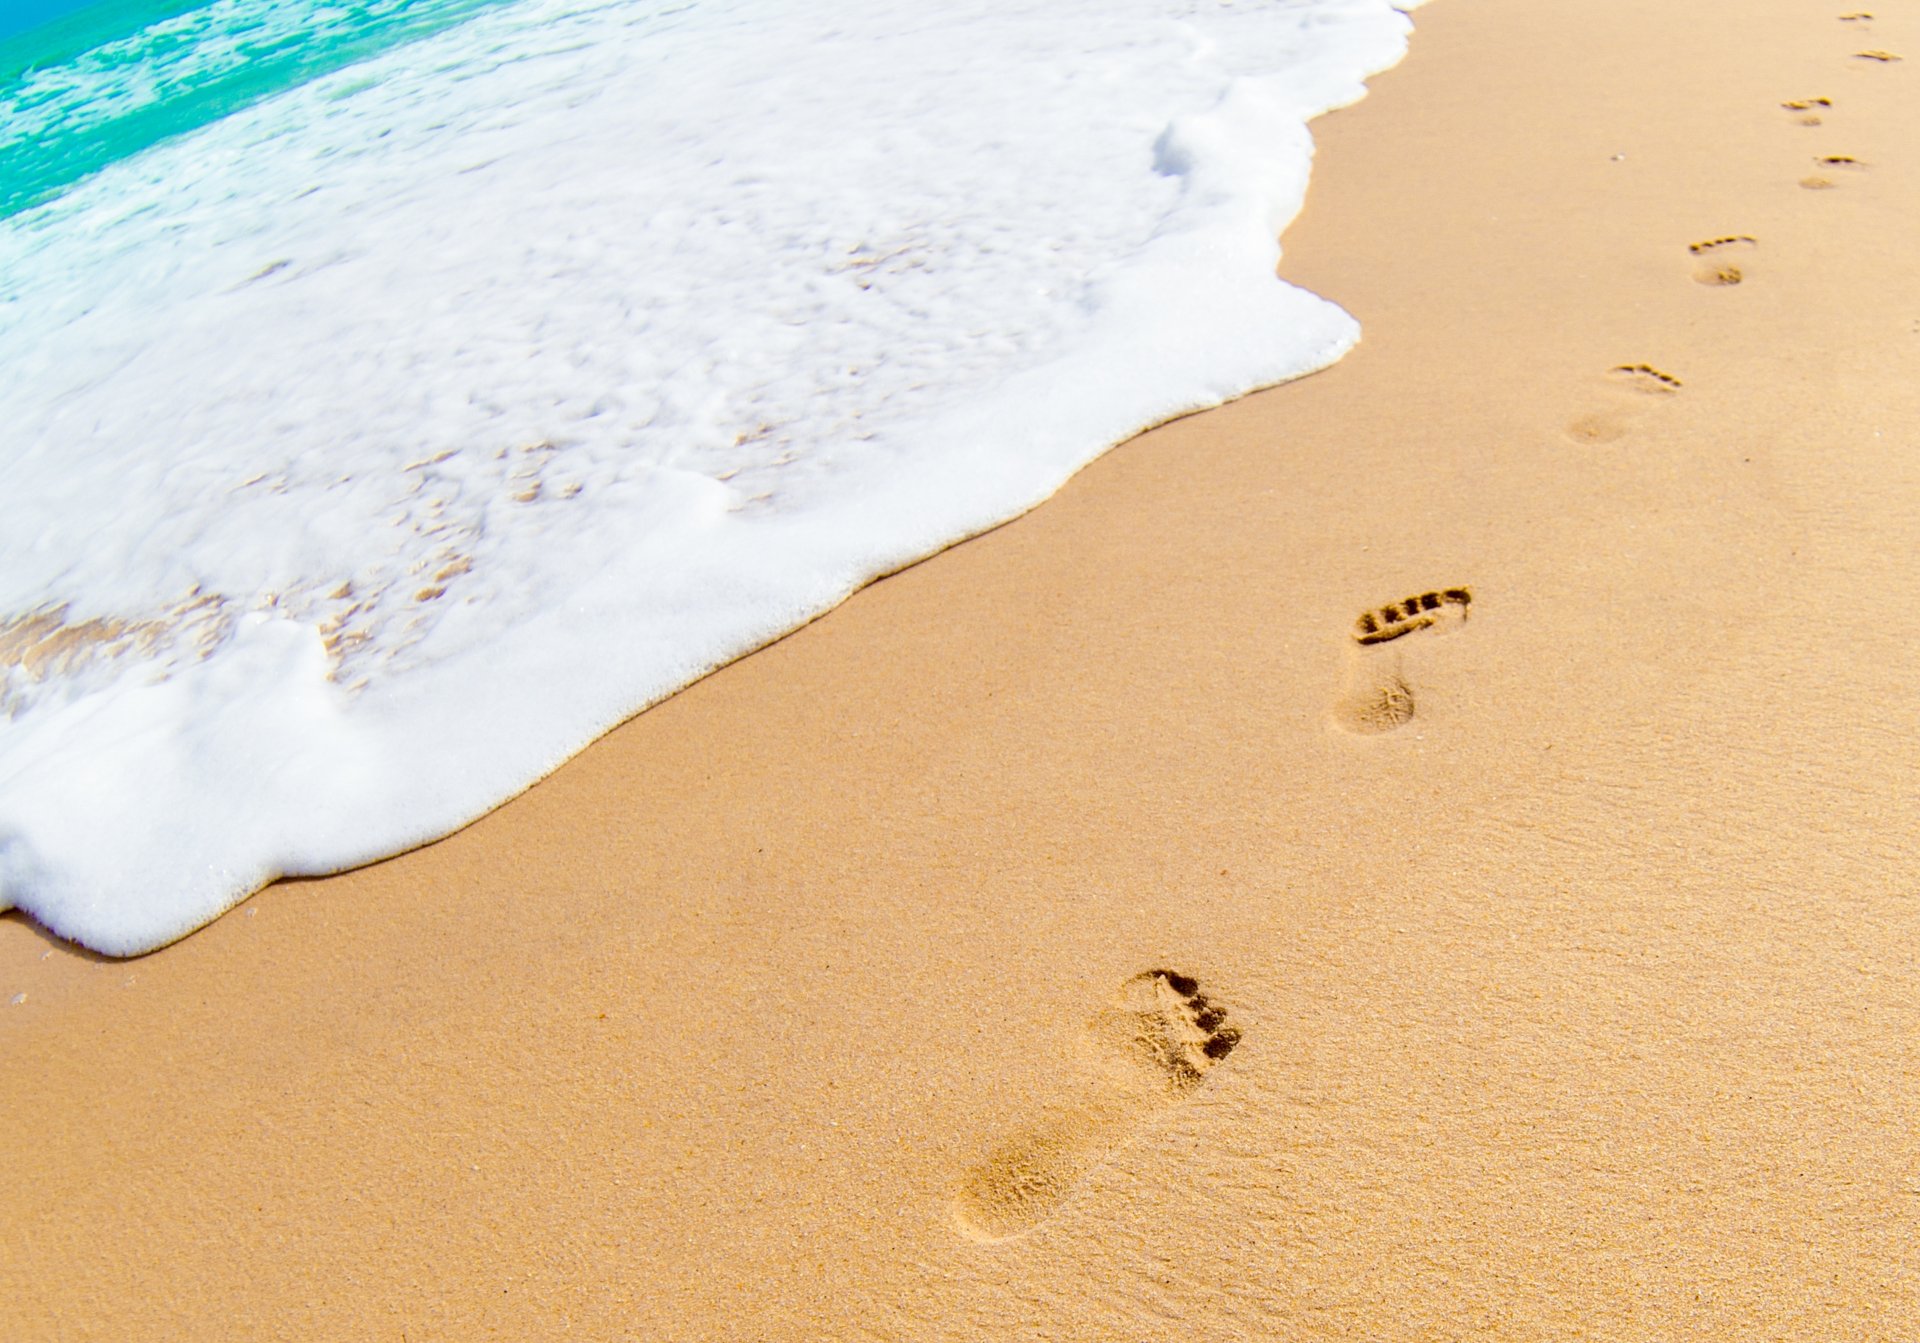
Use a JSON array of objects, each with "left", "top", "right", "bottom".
[
  {"left": 0, "top": 0, "right": 1425, "bottom": 954},
  {"left": 0, "top": 0, "right": 524, "bottom": 219}
]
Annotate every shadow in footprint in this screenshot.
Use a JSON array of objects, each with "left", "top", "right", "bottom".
[
  {"left": 1333, "top": 587, "right": 1471, "bottom": 735},
  {"left": 1609, "top": 362, "right": 1683, "bottom": 394},
  {"left": 953, "top": 970, "right": 1241, "bottom": 1242}
]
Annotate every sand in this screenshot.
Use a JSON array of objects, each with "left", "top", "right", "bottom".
[{"left": 8, "top": 0, "right": 1920, "bottom": 1336}]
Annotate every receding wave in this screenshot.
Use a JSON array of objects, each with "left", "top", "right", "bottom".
[{"left": 0, "top": 0, "right": 1424, "bottom": 953}]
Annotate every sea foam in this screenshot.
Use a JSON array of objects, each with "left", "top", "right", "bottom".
[{"left": 0, "top": 0, "right": 1424, "bottom": 954}]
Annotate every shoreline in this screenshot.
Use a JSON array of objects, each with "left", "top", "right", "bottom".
[
  {"left": 1, "top": 0, "right": 1414, "bottom": 958},
  {"left": 9, "top": 0, "right": 1920, "bottom": 1336}
]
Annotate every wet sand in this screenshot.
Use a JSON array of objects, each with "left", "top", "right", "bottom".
[{"left": 7, "top": 0, "right": 1920, "bottom": 1336}]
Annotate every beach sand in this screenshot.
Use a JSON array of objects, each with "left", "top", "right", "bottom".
[{"left": 8, "top": 0, "right": 1920, "bottom": 1336}]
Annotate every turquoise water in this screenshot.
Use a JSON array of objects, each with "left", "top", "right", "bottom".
[
  {"left": 1, "top": 1, "right": 119, "bottom": 45},
  {"left": 0, "top": 0, "right": 522, "bottom": 220}
]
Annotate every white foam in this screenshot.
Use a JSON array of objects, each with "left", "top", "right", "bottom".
[{"left": 0, "top": 0, "right": 1424, "bottom": 954}]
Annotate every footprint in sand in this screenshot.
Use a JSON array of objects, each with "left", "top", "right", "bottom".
[
  {"left": 953, "top": 969, "right": 1241, "bottom": 1242},
  {"left": 1689, "top": 236, "right": 1757, "bottom": 286},
  {"left": 1853, "top": 49, "right": 1902, "bottom": 61},
  {"left": 1781, "top": 96, "right": 1832, "bottom": 126},
  {"left": 1566, "top": 362, "right": 1685, "bottom": 444},
  {"left": 1607, "top": 362, "right": 1683, "bottom": 394},
  {"left": 1802, "top": 154, "right": 1869, "bottom": 189},
  {"left": 1333, "top": 587, "right": 1471, "bottom": 734}
]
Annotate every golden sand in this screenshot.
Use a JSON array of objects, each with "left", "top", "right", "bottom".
[{"left": 7, "top": 0, "right": 1920, "bottom": 1336}]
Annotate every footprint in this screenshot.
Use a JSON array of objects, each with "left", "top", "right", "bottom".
[
  {"left": 1802, "top": 155, "right": 1868, "bottom": 189},
  {"left": 1334, "top": 587, "right": 1471, "bottom": 735},
  {"left": 1781, "top": 96, "right": 1831, "bottom": 125},
  {"left": 1853, "top": 49, "right": 1902, "bottom": 61},
  {"left": 1567, "top": 363, "right": 1686, "bottom": 443},
  {"left": 1689, "top": 236, "right": 1757, "bottom": 286},
  {"left": 953, "top": 970, "right": 1242, "bottom": 1242},
  {"left": 1841, "top": 12, "right": 1875, "bottom": 21},
  {"left": 1609, "top": 362, "right": 1683, "bottom": 394}
]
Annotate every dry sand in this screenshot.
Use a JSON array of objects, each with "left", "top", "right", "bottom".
[{"left": 8, "top": 0, "right": 1920, "bottom": 1336}]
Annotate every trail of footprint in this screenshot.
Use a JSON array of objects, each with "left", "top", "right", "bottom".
[
  {"left": 1690, "top": 236, "right": 1757, "bottom": 286},
  {"left": 953, "top": 970, "right": 1241, "bottom": 1242},
  {"left": 1333, "top": 587, "right": 1471, "bottom": 734}
]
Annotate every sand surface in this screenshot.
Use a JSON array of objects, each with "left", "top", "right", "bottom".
[{"left": 8, "top": 0, "right": 1920, "bottom": 1337}]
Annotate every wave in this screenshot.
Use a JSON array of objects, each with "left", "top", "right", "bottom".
[{"left": 0, "top": 0, "right": 1424, "bottom": 953}]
